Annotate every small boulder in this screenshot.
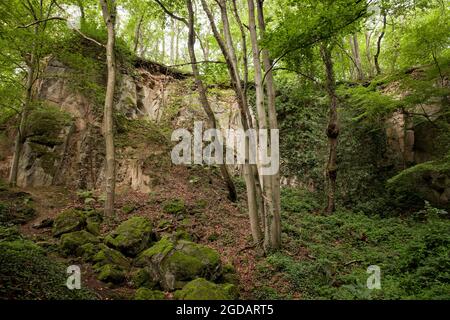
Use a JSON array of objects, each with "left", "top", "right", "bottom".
[
  {"left": 173, "top": 278, "right": 237, "bottom": 300},
  {"left": 136, "top": 237, "right": 221, "bottom": 291},
  {"left": 52, "top": 209, "right": 85, "bottom": 237},
  {"left": 32, "top": 218, "right": 54, "bottom": 229},
  {"left": 93, "top": 244, "right": 130, "bottom": 269},
  {"left": 59, "top": 230, "right": 99, "bottom": 256},
  {"left": 96, "top": 264, "right": 126, "bottom": 284},
  {"left": 130, "top": 268, "right": 159, "bottom": 289},
  {"left": 85, "top": 210, "right": 103, "bottom": 236},
  {"left": 105, "top": 216, "right": 153, "bottom": 256},
  {"left": 134, "top": 288, "right": 165, "bottom": 300}
]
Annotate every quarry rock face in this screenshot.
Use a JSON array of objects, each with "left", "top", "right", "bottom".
[{"left": 5, "top": 58, "right": 240, "bottom": 192}]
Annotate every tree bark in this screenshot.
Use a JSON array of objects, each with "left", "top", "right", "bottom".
[
  {"left": 133, "top": 14, "right": 144, "bottom": 55},
  {"left": 350, "top": 34, "right": 364, "bottom": 80},
  {"left": 201, "top": 0, "right": 263, "bottom": 246},
  {"left": 9, "top": 23, "right": 39, "bottom": 187},
  {"left": 100, "top": 0, "right": 117, "bottom": 220},
  {"left": 231, "top": 0, "right": 249, "bottom": 94},
  {"left": 374, "top": 12, "right": 387, "bottom": 76},
  {"left": 365, "top": 31, "right": 374, "bottom": 77},
  {"left": 320, "top": 43, "right": 339, "bottom": 214},
  {"left": 248, "top": 0, "right": 273, "bottom": 251},
  {"left": 185, "top": 0, "right": 237, "bottom": 202},
  {"left": 257, "top": 0, "right": 281, "bottom": 250}
]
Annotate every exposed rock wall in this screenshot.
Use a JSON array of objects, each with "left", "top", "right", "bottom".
[{"left": 3, "top": 58, "right": 240, "bottom": 192}]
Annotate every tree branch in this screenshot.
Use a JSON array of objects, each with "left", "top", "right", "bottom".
[
  {"left": 153, "top": 0, "right": 188, "bottom": 25},
  {"left": 17, "top": 16, "right": 65, "bottom": 28},
  {"left": 169, "top": 60, "right": 226, "bottom": 67}
]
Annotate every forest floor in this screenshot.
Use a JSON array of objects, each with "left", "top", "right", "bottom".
[
  {"left": 16, "top": 165, "right": 262, "bottom": 299},
  {"left": 4, "top": 162, "right": 450, "bottom": 300}
]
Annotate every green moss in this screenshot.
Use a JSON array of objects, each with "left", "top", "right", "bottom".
[
  {"left": 176, "top": 240, "right": 221, "bottom": 268},
  {"left": 174, "top": 229, "right": 192, "bottom": 241},
  {"left": 387, "top": 154, "right": 450, "bottom": 209},
  {"left": 0, "top": 190, "right": 35, "bottom": 225},
  {"left": 59, "top": 230, "right": 100, "bottom": 256},
  {"left": 105, "top": 216, "right": 153, "bottom": 256},
  {"left": 137, "top": 236, "right": 174, "bottom": 263},
  {"left": 136, "top": 238, "right": 223, "bottom": 290},
  {"left": 134, "top": 288, "right": 165, "bottom": 300},
  {"left": 93, "top": 244, "right": 130, "bottom": 269},
  {"left": 122, "top": 204, "right": 137, "bottom": 214},
  {"left": 163, "top": 199, "right": 186, "bottom": 215},
  {"left": 96, "top": 264, "right": 126, "bottom": 284},
  {"left": 26, "top": 105, "right": 72, "bottom": 147},
  {"left": 52, "top": 209, "right": 86, "bottom": 237},
  {"left": 173, "top": 278, "right": 236, "bottom": 300},
  {"left": 130, "top": 269, "right": 158, "bottom": 289},
  {"left": 0, "top": 232, "right": 93, "bottom": 299},
  {"left": 85, "top": 210, "right": 103, "bottom": 236}
]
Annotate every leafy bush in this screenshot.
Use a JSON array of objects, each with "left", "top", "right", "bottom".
[{"left": 256, "top": 209, "right": 450, "bottom": 299}]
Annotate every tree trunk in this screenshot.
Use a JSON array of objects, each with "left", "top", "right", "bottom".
[
  {"left": 185, "top": 0, "right": 237, "bottom": 202},
  {"left": 175, "top": 21, "right": 180, "bottom": 64},
  {"left": 170, "top": 18, "right": 175, "bottom": 64},
  {"left": 365, "top": 31, "right": 374, "bottom": 77},
  {"left": 320, "top": 43, "right": 339, "bottom": 214},
  {"left": 248, "top": 0, "right": 273, "bottom": 251},
  {"left": 9, "top": 24, "right": 38, "bottom": 187},
  {"left": 350, "top": 34, "right": 364, "bottom": 80},
  {"left": 231, "top": 0, "right": 249, "bottom": 94},
  {"left": 374, "top": 12, "right": 387, "bottom": 75},
  {"left": 256, "top": 0, "right": 281, "bottom": 250},
  {"left": 201, "top": 0, "right": 263, "bottom": 246},
  {"left": 100, "top": 0, "right": 117, "bottom": 220},
  {"left": 133, "top": 14, "right": 144, "bottom": 55}
]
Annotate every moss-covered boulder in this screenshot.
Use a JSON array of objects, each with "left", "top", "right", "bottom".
[
  {"left": 87, "top": 244, "right": 130, "bottom": 284},
  {"left": 0, "top": 228, "right": 93, "bottom": 299},
  {"left": 59, "top": 230, "right": 99, "bottom": 256},
  {"left": 85, "top": 210, "right": 103, "bottom": 236},
  {"left": 130, "top": 268, "right": 159, "bottom": 289},
  {"left": 96, "top": 264, "right": 126, "bottom": 284},
  {"left": 92, "top": 244, "right": 130, "bottom": 269},
  {"left": 136, "top": 237, "right": 222, "bottom": 290},
  {"left": 52, "top": 209, "right": 85, "bottom": 237},
  {"left": 387, "top": 155, "right": 450, "bottom": 209},
  {"left": 173, "top": 278, "right": 237, "bottom": 300},
  {"left": 134, "top": 288, "right": 165, "bottom": 300},
  {"left": 0, "top": 190, "right": 35, "bottom": 225},
  {"left": 105, "top": 216, "right": 153, "bottom": 256}
]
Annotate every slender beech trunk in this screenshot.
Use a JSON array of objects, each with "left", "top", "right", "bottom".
[
  {"left": 257, "top": 0, "right": 281, "bottom": 250},
  {"left": 133, "top": 14, "right": 144, "bottom": 54},
  {"left": 350, "top": 34, "right": 364, "bottom": 80},
  {"left": 231, "top": 0, "right": 249, "bottom": 94},
  {"left": 170, "top": 18, "right": 175, "bottom": 64},
  {"left": 365, "top": 31, "right": 374, "bottom": 77},
  {"left": 201, "top": 0, "right": 263, "bottom": 246},
  {"left": 185, "top": 0, "right": 237, "bottom": 202},
  {"left": 248, "top": 0, "right": 275, "bottom": 252},
  {"left": 100, "top": 0, "right": 117, "bottom": 219},
  {"left": 9, "top": 57, "right": 35, "bottom": 187},
  {"left": 320, "top": 43, "right": 339, "bottom": 214},
  {"left": 374, "top": 12, "right": 387, "bottom": 75},
  {"left": 9, "top": 24, "right": 38, "bottom": 187}
]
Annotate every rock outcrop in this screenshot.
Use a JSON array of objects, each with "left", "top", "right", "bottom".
[{"left": 1, "top": 57, "right": 240, "bottom": 193}]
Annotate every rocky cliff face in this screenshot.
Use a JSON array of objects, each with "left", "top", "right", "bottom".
[{"left": 2, "top": 58, "right": 240, "bottom": 193}]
